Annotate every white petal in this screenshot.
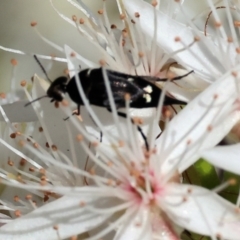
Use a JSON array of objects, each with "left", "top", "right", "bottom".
[
  {"left": 201, "top": 144, "right": 240, "bottom": 175},
  {"left": 0, "top": 101, "right": 37, "bottom": 122},
  {"left": 157, "top": 71, "right": 240, "bottom": 173},
  {"left": 123, "top": 0, "right": 229, "bottom": 80},
  {"left": 162, "top": 184, "right": 240, "bottom": 239},
  {"left": 0, "top": 195, "right": 111, "bottom": 240},
  {"left": 114, "top": 208, "right": 151, "bottom": 240}
]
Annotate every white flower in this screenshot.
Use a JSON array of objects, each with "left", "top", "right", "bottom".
[
  {"left": 1, "top": 0, "right": 240, "bottom": 239},
  {"left": 124, "top": 0, "right": 240, "bottom": 80},
  {"left": 0, "top": 62, "right": 240, "bottom": 239}
]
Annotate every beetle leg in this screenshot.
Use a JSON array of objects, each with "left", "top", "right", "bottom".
[
  {"left": 63, "top": 105, "right": 81, "bottom": 121},
  {"left": 76, "top": 105, "right": 81, "bottom": 115},
  {"left": 107, "top": 109, "right": 149, "bottom": 151}
]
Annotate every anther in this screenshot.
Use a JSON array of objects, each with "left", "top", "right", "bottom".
[
  {"left": 138, "top": 51, "right": 144, "bottom": 58},
  {"left": 194, "top": 36, "right": 200, "bottom": 42},
  {"left": 14, "top": 210, "right": 21, "bottom": 217},
  {"left": 107, "top": 161, "right": 113, "bottom": 167},
  {"left": 43, "top": 195, "right": 49, "bottom": 202},
  {"left": 89, "top": 168, "right": 96, "bottom": 175},
  {"left": 70, "top": 52, "right": 76, "bottom": 57},
  {"left": 99, "top": 59, "right": 106, "bottom": 66},
  {"left": 19, "top": 158, "right": 26, "bottom": 167},
  {"left": 152, "top": 148, "right": 157, "bottom": 154},
  {"left": 228, "top": 37, "right": 233, "bottom": 43},
  {"left": 40, "top": 180, "right": 47, "bottom": 186},
  {"left": 41, "top": 175, "right": 46, "bottom": 181},
  {"left": 236, "top": 48, "right": 240, "bottom": 54},
  {"left": 61, "top": 99, "right": 69, "bottom": 107},
  {"left": 228, "top": 178, "right": 237, "bottom": 185},
  {"left": 135, "top": 222, "right": 142, "bottom": 227},
  {"left": 151, "top": 0, "right": 158, "bottom": 7},
  {"left": 11, "top": 59, "right": 18, "bottom": 66},
  {"left": 122, "top": 31, "right": 128, "bottom": 38},
  {"left": 234, "top": 207, "right": 240, "bottom": 213},
  {"left": 72, "top": 15, "right": 77, "bottom": 22},
  {"left": 50, "top": 54, "right": 56, "bottom": 59},
  {"left": 166, "top": 72, "right": 176, "bottom": 80},
  {"left": 182, "top": 197, "right": 188, "bottom": 202},
  {"left": 234, "top": 21, "right": 240, "bottom": 27},
  {"left": 0, "top": 93, "right": 6, "bottom": 99},
  {"left": 98, "top": 9, "right": 104, "bottom": 15},
  {"left": 53, "top": 225, "right": 59, "bottom": 230},
  {"left": 162, "top": 108, "right": 172, "bottom": 119},
  {"left": 20, "top": 80, "right": 27, "bottom": 87},
  {"left": 214, "top": 22, "right": 222, "bottom": 28},
  {"left": 39, "top": 168, "right": 46, "bottom": 174},
  {"left": 118, "top": 140, "right": 124, "bottom": 147},
  {"left": 33, "top": 142, "right": 39, "bottom": 148},
  {"left": 111, "top": 24, "right": 117, "bottom": 29},
  {"left": 107, "top": 179, "right": 114, "bottom": 186},
  {"left": 64, "top": 69, "right": 69, "bottom": 75},
  {"left": 38, "top": 127, "right": 43, "bottom": 132},
  {"left": 51, "top": 145, "right": 58, "bottom": 151},
  {"left": 16, "top": 131, "right": 21, "bottom": 136},
  {"left": 138, "top": 117, "right": 144, "bottom": 125},
  {"left": 10, "top": 133, "right": 17, "bottom": 139},
  {"left": 29, "top": 167, "right": 35, "bottom": 172},
  {"left": 25, "top": 194, "right": 32, "bottom": 200},
  {"left": 207, "top": 125, "right": 213, "bottom": 132},
  {"left": 79, "top": 18, "right": 84, "bottom": 24},
  {"left": 79, "top": 201, "right": 86, "bottom": 207},
  {"left": 30, "top": 21, "right": 37, "bottom": 27},
  {"left": 134, "top": 12, "right": 140, "bottom": 18},
  {"left": 76, "top": 134, "right": 84, "bottom": 142},
  {"left": 120, "top": 14, "right": 126, "bottom": 20},
  {"left": 144, "top": 150, "right": 151, "bottom": 159},
  {"left": 7, "top": 159, "right": 14, "bottom": 166},
  {"left": 14, "top": 196, "right": 20, "bottom": 202},
  {"left": 174, "top": 36, "right": 181, "bottom": 42},
  {"left": 92, "top": 141, "right": 99, "bottom": 147},
  {"left": 124, "top": 93, "right": 131, "bottom": 101}
]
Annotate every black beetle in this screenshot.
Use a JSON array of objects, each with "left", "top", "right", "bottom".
[{"left": 27, "top": 55, "right": 193, "bottom": 150}]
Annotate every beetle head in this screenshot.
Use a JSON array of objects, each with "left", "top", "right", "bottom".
[{"left": 47, "top": 77, "right": 68, "bottom": 102}]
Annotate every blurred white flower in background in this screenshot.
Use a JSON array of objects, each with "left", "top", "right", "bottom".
[
  {"left": 0, "top": 0, "right": 119, "bottom": 91},
  {"left": 1, "top": 0, "right": 240, "bottom": 239}
]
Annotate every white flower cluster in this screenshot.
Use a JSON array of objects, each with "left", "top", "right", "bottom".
[{"left": 1, "top": 0, "right": 240, "bottom": 239}]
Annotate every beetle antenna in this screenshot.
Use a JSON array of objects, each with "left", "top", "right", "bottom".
[
  {"left": 170, "top": 70, "right": 194, "bottom": 81},
  {"left": 25, "top": 95, "right": 48, "bottom": 107},
  {"left": 33, "top": 55, "right": 52, "bottom": 83}
]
